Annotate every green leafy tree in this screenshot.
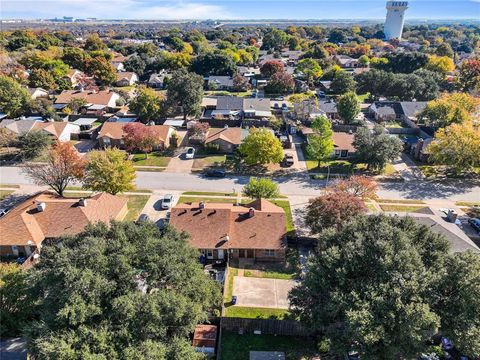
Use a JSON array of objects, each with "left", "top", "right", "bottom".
[
  {"left": 0, "top": 75, "right": 31, "bottom": 117},
  {"left": 261, "top": 28, "right": 288, "bottom": 51},
  {"left": 434, "top": 251, "right": 480, "bottom": 359},
  {"left": 290, "top": 215, "right": 450, "bottom": 359},
  {"left": 83, "top": 148, "right": 136, "bottom": 195},
  {"left": 129, "top": 87, "right": 164, "bottom": 122},
  {"left": 242, "top": 177, "right": 280, "bottom": 199},
  {"left": 353, "top": 125, "right": 403, "bottom": 171},
  {"left": 166, "top": 69, "right": 204, "bottom": 120},
  {"left": 239, "top": 128, "right": 284, "bottom": 165},
  {"left": 295, "top": 58, "right": 323, "bottom": 86},
  {"left": 85, "top": 56, "right": 117, "bottom": 86},
  {"left": 378, "top": 52, "right": 429, "bottom": 73},
  {"left": 62, "top": 47, "right": 90, "bottom": 71},
  {"left": 428, "top": 122, "right": 480, "bottom": 174},
  {"left": 84, "top": 33, "right": 107, "bottom": 51},
  {"left": 306, "top": 116, "right": 334, "bottom": 167},
  {"left": 17, "top": 130, "right": 52, "bottom": 160},
  {"left": 337, "top": 91, "right": 361, "bottom": 124},
  {"left": 25, "top": 221, "right": 221, "bottom": 359},
  {"left": 0, "top": 263, "right": 34, "bottom": 337},
  {"left": 124, "top": 55, "right": 147, "bottom": 77},
  {"left": 191, "top": 52, "right": 237, "bottom": 76},
  {"left": 330, "top": 71, "right": 357, "bottom": 95},
  {"left": 28, "top": 68, "right": 57, "bottom": 90}
]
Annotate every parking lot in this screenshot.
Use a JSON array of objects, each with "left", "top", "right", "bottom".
[{"left": 232, "top": 277, "right": 296, "bottom": 309}]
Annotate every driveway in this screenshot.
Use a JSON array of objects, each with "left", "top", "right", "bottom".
[
  {"left": 138, "top": 191, "right": 180, "bottom": 226},
  {"left": 232, "top": 277, "right": 296, "bottom": 309}
]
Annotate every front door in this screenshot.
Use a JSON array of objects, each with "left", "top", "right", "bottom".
[
  {"left": 247, "top": 249, "right": 254, "bottom": 258},
  {"left": 218, "top": 250, "right": 224, "bottom": 260}
]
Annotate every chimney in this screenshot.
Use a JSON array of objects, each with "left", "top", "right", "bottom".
[
  {"left": 199, "top": 201, "right": 205, "bottom": 209},
  {"left": 79, "top": 198, "right": 87, "bottom": 207},
  {"left": 248, "top": 207, "right": 255, "bottom": 218},
  {"left": 36, "top": 202, "right": 46, "bottom": 212}
]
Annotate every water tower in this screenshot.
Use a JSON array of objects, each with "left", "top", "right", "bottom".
[{"left": 384, "top": 1, "right": 409, "bottom": 40}]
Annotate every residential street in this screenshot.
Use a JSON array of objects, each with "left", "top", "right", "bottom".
[{"left": 1, "top": 166, "right": 479, "bottom": 202}]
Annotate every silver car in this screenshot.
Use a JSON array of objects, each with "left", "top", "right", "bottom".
[{"left": 162, "top": 194, "right": 175, "bottom": 209}]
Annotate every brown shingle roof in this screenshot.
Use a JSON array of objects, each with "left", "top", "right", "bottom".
[
  {"left": 98, "top": 122, "right": 171, "bottom": 142},
  {"left": 0, "top": 192, "right": 127, "bottom": 247},
  {"left": 205, "top": 127, "right": 242, "bottom": 145},
  {"left": 169, "top": 199, "right": 286, "bottom": 250},
  {"left": 333, "top": 132, "right": 356, "bottom": 153},
  {"left": 55, "top": 90, "right": 117, "bottom": 106},
  {"left": 116, "top": 72, "right": 137, "bottom": 82},
  {"left": 33, "top": 122, "right": 70, "bottom": 139}
]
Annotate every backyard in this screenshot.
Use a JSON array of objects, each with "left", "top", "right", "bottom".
[{"left": 220, "top": 332, "right": 317, "bottom": 360}]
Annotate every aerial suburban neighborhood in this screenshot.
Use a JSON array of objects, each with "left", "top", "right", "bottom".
[{"left": 0, "top": 0, "right": 479, "bottom": 359}]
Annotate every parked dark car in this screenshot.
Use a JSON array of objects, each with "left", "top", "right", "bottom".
[
  {"left": 282, "top": 154, "right": 294, "bottom": 167},
  {"left": 205, "top": 168, "right": 226, "bottom": 178},
  {"left": 468, "top": 218, "right": 480, "bottom": 233}
]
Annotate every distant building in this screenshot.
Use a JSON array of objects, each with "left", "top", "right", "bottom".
[{"left": 384, "top": 1, "right": 409, "bottom": 40}]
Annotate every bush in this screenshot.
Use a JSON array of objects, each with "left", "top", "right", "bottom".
[{"left": 204, "top": 143, "right": 220, "bottom": 154}]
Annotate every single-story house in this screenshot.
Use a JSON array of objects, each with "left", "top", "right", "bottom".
[
  {"left": 0, "top": 119, "right": 80, "bottom": 142},
  {"left": 204, "top": 127, "right": 248, "bottom": 153},
  {"left": 55, "top": 90, "right": 120, "bottom": 110},
  {"left": 409, "top": 214, "right": 480, "bottom": 254},
  {"left": 302, "top": 129, "right": 356, "bottom": 159},
  {"left": 318, "top": 100, "right": 338, "bottom": 120},
  {"left": 170, "top": 199, "right": 287, "bottom": 262},
  {"left": 334, "top": 55, "right": 360, "bottom": 68},
  {"left": 332, "top": 131, "right": 356, "bottom": 158},
  {"left": 28, "top": 87, "right": 49, "bottom": 99},
  {"left": 33, "top": 121, "right": 80, "bottom": 142},
  {"left": 97, "top": 122, "right": 174, "bottom": 149},
  {"left": 369, "top": 101, "right": 428, "bottom": 126},
  {"left": 0, "top": 191, "right": 128, "bottom": 259},
  {"left": 207, "top": 76, "right": 234, "bottom": 90},
  {"left": 237, "top": 66, "right": 260, "bottom": 78},
  {"left": 64, "top": 69, "right": 86, "bottom": 87},
  {"left": 111, "top": 53, "right": 128, "bottom": 72},
  {"left": 148, "top": 71, "right": 169, "bottom": 89},
  {"left": 205, "top": 96, "right": 272, "bottom": 120},
  {"left": 115, "top": 72, "right": 138, "bottom": 87}
]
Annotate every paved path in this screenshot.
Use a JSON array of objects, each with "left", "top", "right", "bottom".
[{"left": 392, "top": 154, "right": 424, "bottom": 181}]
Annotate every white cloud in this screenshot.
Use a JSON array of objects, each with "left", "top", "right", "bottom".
[{"left": 1, "top": 0, "right": 233, "bottom": 19}]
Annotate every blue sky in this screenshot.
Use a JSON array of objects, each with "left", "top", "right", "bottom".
[{"left": 2, "top": 0, "right": 479, "bottom": 20}]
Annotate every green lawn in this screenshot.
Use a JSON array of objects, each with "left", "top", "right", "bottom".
[
  {"left": 224, "top": 306, "right": 290, "bottom": 320},
  {"left": 271, "top": 200, "right": 295, "bottom": 236},
  {"left": 182, "top": 191, "right": 238, "bottom": 197},
  {"left": 244, "top": 266, "right": 295, "bottom": 280},
  {"left": 365, "top": 202, "right": 378, "bottom": 212},
  {"left": 177, "top": 196, "right": 240, "bottom": 205},
  {"left": 379, "top": 204, "right": 429, "bottom": 213},
  {"left": 134, "top": 167, "right": 166, "bottom": 172},
  {"left": 192, "top": 155, "right": 226, "bottom": 169},
  {"left": 124, "top": 195, "right": 150, "bottom": 222},
  {"left": 131, "top": 152, "right": 171, "bottom": 167},
  {"left": 382, "top": 163, "right": 397, "bottom": 176},
  {"left": 224, "top": 266, "right": 238, "bottom": 305},
  {"left": 306, "top": 160, "right": 367, "bottom": 174},
  {"left": 63, "top": 191, "right": 93, "bottom": 198},
  {"left": 378, "top": 199, "right": 426, "bottom": 204},
  {"left": 456, "top": 201, "right": 480, "bottom": 207},
  {"left": 220, "top": 332, "right": 316, "bottom": 360},
  {"left": 0, "top": 190, "right": 14, "bottom": 200}
]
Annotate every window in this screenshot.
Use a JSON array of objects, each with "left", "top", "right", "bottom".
[
  {"left": 264, "top": 249, "right": 275, "bottom": 257},
  {"left": 207, "top": 250, "right": 213, "bottom": 259},
  {"left": 341, "top": 150, "right": 348, "bottom": 158},
  {"left": 334, "top": 150, "right": 341, "bottom": 157}
]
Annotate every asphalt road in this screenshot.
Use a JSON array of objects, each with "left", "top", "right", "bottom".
[{"left": 1, "top": 166, "right": 479, "bottom": 202}]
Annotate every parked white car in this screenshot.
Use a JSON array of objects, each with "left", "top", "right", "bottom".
[
  {"left": 185, "top": 147, "right": 195, "bottom": 159},
  {"left": 161, "top": 194, "right": 175, "bottom": 209}
]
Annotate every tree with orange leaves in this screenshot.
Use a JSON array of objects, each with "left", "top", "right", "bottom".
[
  {"left": 23, "top": 141, "right": 84, "bottom": 197},
  {"left": 328, "top": 175, "right": 378, "bottom": 199}
]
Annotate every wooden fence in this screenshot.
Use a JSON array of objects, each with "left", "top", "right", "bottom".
[{"left": 221, "top": 317, "right": 310, "bottom": 337}]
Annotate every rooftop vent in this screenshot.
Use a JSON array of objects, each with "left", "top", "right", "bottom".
[
  {"left": 79, "top": 198, "right": 87, "bottom": 207},
  {"left": 199, "top": 201, "right": 205, "bottom": 209},
  {"left": 248, "top": 207, "right": 255, "bottom": 218},
  {"left": 36, "top": 202, "right": 46, "bottom": 212}
]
